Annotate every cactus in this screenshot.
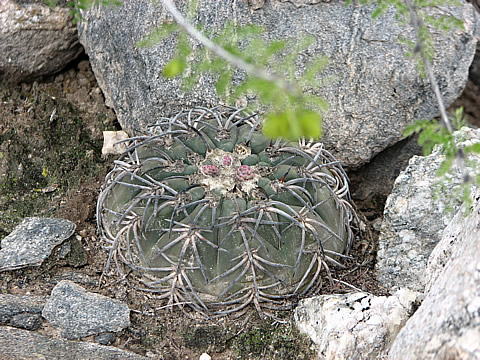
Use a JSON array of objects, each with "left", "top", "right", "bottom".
[{"left": 97, "top": 106, "right": 357, "bottom": 318}]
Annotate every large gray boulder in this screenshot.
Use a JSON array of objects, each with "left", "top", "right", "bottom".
[
  {"left": 387, "top": 190, "right": 480, "bottom": 359},
  {"left": 77, "top": 0, "right": 478, "bottom": 168},
  {"left": 0, "top": 0, "right": 83, "bottom": 83},
  {"left": 376, "top": 127, "right": 480, "bottom": 293}
]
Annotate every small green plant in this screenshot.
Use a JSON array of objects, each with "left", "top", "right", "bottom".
[{"left": 97, "top": 106, "right": 357, "bottom": 318}]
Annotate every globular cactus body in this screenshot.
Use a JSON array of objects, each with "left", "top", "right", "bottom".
[{"left": 97, "top": 106, "right": 356, "bottom": 318}]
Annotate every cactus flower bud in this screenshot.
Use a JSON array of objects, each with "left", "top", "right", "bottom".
[
  {"left": 203, "top": 164, "right": 219, "bottom": 176},
  {"left": 222, "top": 155, "right": 232, "bottom": 166},
  {"left": 236, "top": 165, "right": 254, "bottom": 181}
]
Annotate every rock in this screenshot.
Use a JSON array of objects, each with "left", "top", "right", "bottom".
[
  {"left": 469, "top": 42, "right": 480, "bottom": 87},
  {"left": 67, "top": 237, "right": 88, "bottom": 267},
  {"left": 0, "top": 326, "right": 148, "bottom": 360},
  {"left": 0, "top": 294, "right": 46, "bottom": 331},
  {"left": 349, "top": 135, "right": 423, "bottom": 212},
  {"left": 0, "top": 217, "right": 76, "bottom": 272},
  {"left": 102, "top": 130, "right": 130, "bottom": 156},
  {"left": 0, "top": 0, "right": 83, "bottom": 83},
  {"left": 95, "top": 332, "right": 116, "bottom": 346},
  {"left": 77, "top": 1, "right": 478, "bottom": 168},
  {"left": 42, "top": 280, "right": 130, "bottom": 339},
  {"left": 387, "top": 191, "right": 480, "bottom": 359},
  {"left": 376, "top": 127, "right": 480, "bottom": 292},
  {"left": 294, "top": 289, "right": 421, "bottom": 360}
]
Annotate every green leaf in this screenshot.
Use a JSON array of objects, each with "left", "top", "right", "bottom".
[
  {"left": 263, "top": 112, "right": 292, "bottom": 139},
  {"left": 262, "top": 109, "right": 322, "bottom": 140},
  {"left": 163, "top": 58, "right": 186, "bottom": 77},
  {"left": 437, "top": 158, "right": 452, "bottom": 176},
  {"left": 466, "top": 143, "right": 480, "bottom": 154},
  {"left": 298, "top": 110, "right": 322, "bottom": 139},
  {"left": 137, "top": 24, "right": 178, "bottom": 48}
]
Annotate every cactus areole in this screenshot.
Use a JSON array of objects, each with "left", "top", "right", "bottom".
[{"left": 97, "top": 106, "right": 356, "bottom": 318}]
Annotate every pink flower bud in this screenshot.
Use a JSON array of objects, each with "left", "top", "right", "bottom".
[
  {"left": 222, "top": 155, "right": 232, "bottom": 166},
  {"left": 202, "top": 164, "right": 219, "bottom": 176},
  {"left": 236, "top": 165, "right": 254, "bottom": 181}
]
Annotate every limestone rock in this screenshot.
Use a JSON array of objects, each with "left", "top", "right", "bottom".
[
  {"left": 376, "top": 127, "right": 480, "bottom": 292},
  {"left": 0, "top": 326, "right": 148, "bottom": 360},
  {"left": 0, "top": 217, "right": 76, "bottom": 271},
  {"left": 0, "top": 0, "right": 83, "bottom": 83},
  {"left": 0, "top": 294, "right": 46, "bottom": 331},
  {"left": 77, "top": 0, "right": 478, "bottom": 168},
  {"left": 102, "top": 130, "right": 130, "bottom": 156},
  {"left": 42, "top": 280, "right": 130, "bottom": 339},
  {"left": 294, "top": 289, "right": 420, "bottom": 360},
  {"left": 387, "top": 191, "right": 480, "bottom": 359}
]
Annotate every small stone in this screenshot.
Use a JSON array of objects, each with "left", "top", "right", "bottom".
[
  {"left": 95, "top": 332, "right": 116, "bottom": 345},
  {"left": 0, "top": 326, "right": 148, "bottom": 359},
  {"left": 102, "top": 131, "right": 129, "bottom": 156},
  {"left": 67, "top": 237, "right": 87, "bottom": 268},
  {"left": 0, "top": 294, "right": 46, "bottom": 331},
  {"left": 199, "top": 353, "right": 211, "bottom": 360},
  {"left": 0, "top": 218, "right": 75, "bottom": 271},
  {"left": 42, "top": 280, "right": 130, "bottom": 339},
  {"left": 10, "top": 313, "right": 42, "bottom": 331}
]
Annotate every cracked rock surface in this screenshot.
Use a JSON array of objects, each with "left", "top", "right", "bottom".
[
  {"left": 376, "top": 127, "right": 480, "bottom": 293},
  {"left": 387, "top": 191, "right": 480, "bottom": 360},
  {"left": 294, "top": 288, "right": 420, "bottom": 360}
]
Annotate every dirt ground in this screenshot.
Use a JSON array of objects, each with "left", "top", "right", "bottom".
[{"left": 0, "top": 52, "right": 478, "bottom": 359}]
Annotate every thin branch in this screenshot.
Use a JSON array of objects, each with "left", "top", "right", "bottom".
[
  {"left": 160, "top": 0, "right": 300, "bottom": 95},
  {"left": 404, "top": 0, "right": 453, "bottom": 133}
]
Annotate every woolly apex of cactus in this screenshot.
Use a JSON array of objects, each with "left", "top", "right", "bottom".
[{"left": 97, "top": 105, "right": 357, "bottom": 319}]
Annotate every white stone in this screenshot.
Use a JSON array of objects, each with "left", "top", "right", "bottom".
[
  {"left": 102, "top": 131, "right": 130, "bottom": 156},
  {"left": 199, "top": 353, "right": 211, "bottom": 360},
  {"left": 294, "top": 289, "right": 420, "bottom": 360}
]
